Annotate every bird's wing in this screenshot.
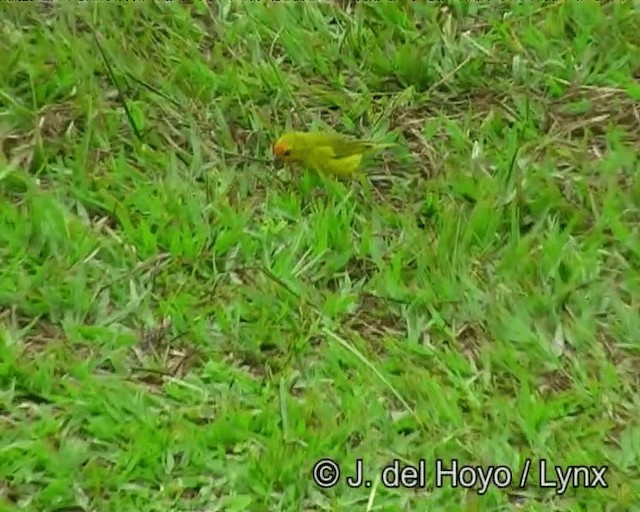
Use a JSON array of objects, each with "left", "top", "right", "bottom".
[
  {"left": 301, "top": 132, "right": 366, "bottom": 159},
  {"left": 307, "top": 145, "right": 363, "bottom": 176},
  {"left": 306, "top": 145, "right": 335, "bottom": 171},
  {"left": 304, "top": 132, "right": 392, "bottom": 159},
  {"left": 327, "top": 135, "right": 395, "bottom": 158},
  {"left": 329, "top": 137, "right": 370, "bottom": 159}
]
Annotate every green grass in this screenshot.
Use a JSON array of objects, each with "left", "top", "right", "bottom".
[{"left": 1, "top": 1, "right": 639, "bottom": 511}]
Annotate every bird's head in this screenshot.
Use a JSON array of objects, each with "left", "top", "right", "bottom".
[{"left": 273, "top": 132, "right": 301, "bottom": 163}]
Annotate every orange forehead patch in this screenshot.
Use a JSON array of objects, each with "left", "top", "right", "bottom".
[{"left": 273, "top": 140, "right": 289, "bottom": 156}]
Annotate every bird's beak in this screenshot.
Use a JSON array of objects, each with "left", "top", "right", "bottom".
[
  {"left": 273, "top": 150, "right": 285, "bottom": 168},
  {"left": 274, "top": 159, "right": 286, "bottom": 169}
]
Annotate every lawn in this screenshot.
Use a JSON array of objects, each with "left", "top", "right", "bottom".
[{"left": 1, "top": 1, "right": 639, "bottom": 511}]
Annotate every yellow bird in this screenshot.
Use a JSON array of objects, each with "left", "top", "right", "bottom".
[{"left": 273, "top": 131, "right": 395, "bottom": 178}]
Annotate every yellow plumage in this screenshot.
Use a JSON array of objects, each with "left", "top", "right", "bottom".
[{"left": 273, "top": 131, "right": 394, "bottom": 178}]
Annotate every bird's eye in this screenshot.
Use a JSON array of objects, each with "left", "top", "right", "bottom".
[{"left": 282, "top": 150, "right": 291, "bottom": 157}]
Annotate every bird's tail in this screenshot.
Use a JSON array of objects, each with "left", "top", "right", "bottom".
[{"left": 364, "top": 142, "right": 397, "bottom": 153}]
